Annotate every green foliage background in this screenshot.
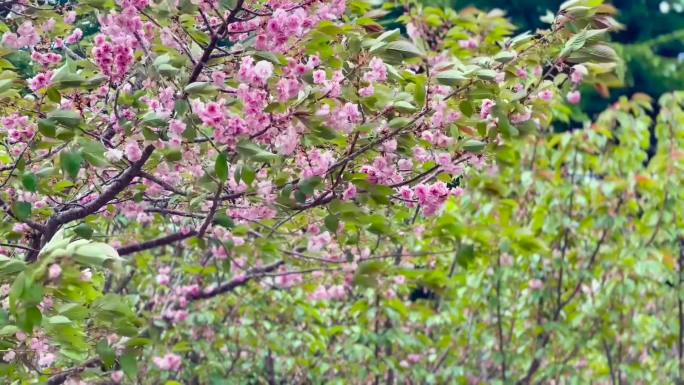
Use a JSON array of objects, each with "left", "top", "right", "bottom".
[{"left": 428, "top": 0, "right": 684, "bottom": 117}]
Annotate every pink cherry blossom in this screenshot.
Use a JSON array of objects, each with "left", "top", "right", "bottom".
[
  {"left": 153, "top": 353, "right": 182, "bottom": 371},
  {"left": 48, "top": 264, "right": 62, "bottom": 280},
  {"left": 567, "top": 90, "right": 581, "bottom": 105}
]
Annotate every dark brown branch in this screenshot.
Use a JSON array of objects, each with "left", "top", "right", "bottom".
[
  {"left": 145, "top": 208, "right": 206, "bottom": 219},
  {"left": 192, "top": 260, "right": 284, "bottom": 300},
  {"left": 0, "top": 242, "right": 39, "bottom": 252},
  {"left": 197, "top": 181, "right": 223, "bottom": 238},
  {"left": 47, "top": 358, "right": 101, "bottom": 385},
  {"left": 117, "top": 230, "right": 198, "bottom": 256},
  {"left": 185, "top": 0, "right": 245, "bottom": 87}
]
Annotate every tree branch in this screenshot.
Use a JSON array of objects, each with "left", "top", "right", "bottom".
[
  {"left": 192, "top": 260, "right": 284, "bottom": 300},
  {"left": 117, "top": 230, "right": 198, "bottom": 256},
  {"left": 32, "top": 145, "right": 156, "bottom": 261}
]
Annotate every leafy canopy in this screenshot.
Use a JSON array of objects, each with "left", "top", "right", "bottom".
[{"left": 0, "top": 0, "right": 645, "bottom": 384}]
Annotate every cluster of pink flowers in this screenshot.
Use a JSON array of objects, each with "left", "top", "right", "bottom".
[
  {"left": 274, "top": 269, "right": 303, "bottom": 288},
  {"left": 308, "top": 231, "right": 333, "bottom": 252},
  {"left": 431, "top": 100, "right": 461, "bottom": 128},
  {"left": 316, "top": 70, "right": 345, "bottom": 99},
  {"left": 238, "top": 57, "right": 274, "bottom": 86},
  {"left": 459, "top": 37, "right": 479, "bottom": 50},
  {"left": 1, "top": 21, "right": 40, "bottom": 49},
  {"left": 510, "top": 109, "right": 532, "bottom": 124},
  {"left": 118, "top": 201, "right": 153, "bottom": 224},
  {"left": 405, "top": 182, "right": 454, "bottom": 216},
  {"left": 358, "top": 57, "right": 387, "bottom": 96},
  {"left": 400, "top": 353, "right": 422, "bottom": 368},
  {"left": 273, "top": 124, "right": 300, "bottom": 155},
  {"left": 31, "top": 51, "right": 62, "bottom": 67},
  {"left": 308, "top": 284, "right": 346, "bottom": 301},
  {"left": 255, "top": 8, "right": 316, "bottom": 52},
  {"left": 153, "top": 353, "right": 182, "bottom": 371},
  {"left": 91, "top": 34, "right": 135, "bottom": 82},
  {"left": 360, "top": 155, "right": 403, "bottom": 185},
  {"left": 8, "top": 332, "right": 57, "bottom": 369},
  {"left": 64, "top": 28, "right": 83, "bottom": 45},
  {"left": 538, "top": 89, "right": 554, "bottom": 102},
  {"left": 28, "top": 70, "right": 54, "bottom": 92},
  {"left": 296, "top": 149, "right": 335, "bottom": 178},
  {"left": 480, "top": 99, "right": 496, "bottom": 120},
  {"left": 228, "top": 204, "right": 277, "bottom": 222},
  {"left": 567, "top": 90, "right": 581, "bottom": 105},
  {"left": 565, "top": 64, "right": 588, "bottom": 105},
  {"left": 156, "top": 266, "right": 172, "bottom": 286},
  {"left": 328, "top": 102, "right": 362, "bottom": 132},
  {"left": 1, "top": 113, "right": 35, "bottom": 144},
  {"left": 193, "top": 100, "right": 253, "bottom": 146}
]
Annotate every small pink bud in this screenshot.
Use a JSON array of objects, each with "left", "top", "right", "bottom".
[
  {"left": 566, "top": 90, "right": 581, "bottom": 105},
  {"left": 48, "top": 264, "right": 61, "bottom": 280},
  {"left": 111, "top": 370, "right": 124, "bottom": 383}
]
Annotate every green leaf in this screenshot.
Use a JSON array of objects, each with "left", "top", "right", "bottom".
[
  {"left": 324, "top": 215, "right": 339, "bottom": 233},
  {"left": 120, "top": 352, "right": 138, "bottom": 378},
  {"left": 60, "top": 151, "right": 83, "bottom": 179},
  {"left": 0, "top": 324, "right": 19, "bottom": 336},
  {"left": 0, "top": 78, "right": 15, "bottom": 93},
  {"left": 48, "top": 109, "right": 81, "bottom": 128},
  {"left": 46, "top": 87, "right": 61, "bottom": 103},
  {"left": 456, "top": 244, "right": 475, "bottom": 268},
  {"left": 96, "top": 340, "right": 116, "bottom": 368},
  {"left": 462, "top": 139, "right": 486, "bottom": 153},
  {"left": 12, "top": 201, "right": 31, "bottom": 220},
  {"left": 375, "top": 28, "right": 401, "bottom": 43},
  {"left": 383, "top": 40, "right": 423, "bottom": 59},
  {"left": 141, "top": 112, "right": 168, "bottom": 127},
  {"left": 37, "top": 119, "right": 57, "bottom": 137},
  {"left": 157, "top": 63, "right": 179, "bottom": 77},
  {"left": 21, "top": 172, "right": 38, "bottom": 192},
  {"left": 388, "top": 117, "right": 411, "bottom": 129},
  {"left": 47, "top": 315, "right": 72, "bottom": 325},
  {"left": 17, "top": 306, "right": 41, "bottom": 333},
  {"left": 67, "top": 241, "right": 122, "bottom": 268},
  {"left": 475, "top": 69, "right": 498, "bottom": 81},
  {"left": 493, "top": 50, "right": 516, "bottom": 63},
  {"left": 184, "top": 82, "right": 218, "bottom": 96},
  {"left": 253, "top": 51, "right": 285, "bottom": 65},
  {"left": 567, "top": 44, "right": 619, "bottom": 63},
  {"left": 215, "top": 152, "right": 228, "bottom": 181},
  {"left": 163, "top": 149, "right": 182, "bottom": 162},
  {"left": 298, "top": 177, "right": 322, "bottom": 195},
  {"left": 213, "top": 213, "right": 234, "bottom": 229},
  {"left": 51, "top": 63, "right": 85, "bottom": 88},
  {"left": 78, "top": 138, "right": 109, "bottom": 167},
  {"left": 74, "top": 223, "right": 94, "bottom": 239},
  {"left": 240, "top": 165, "right": 255, "bottom": 186},
  {"left": 352, "top": 261, "right": 385, "bottom": 287},
  {"left": 393, "top": 100, "right": 417, "bottom": 113},
  {"left": 459, "top": 100, "right": 474, "bottom": 117},
  {"left": 0, "top": 255, "right": 26, "bottom": 277},
  {"left": 435, "top": 70, "right": 468, "bottom": 86},
  {"left": 236, "top": 140, "right": 279, "bottom": 162}
]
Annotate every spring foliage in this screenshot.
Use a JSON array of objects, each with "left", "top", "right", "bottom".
[{"left": 1, "top": 0, "right": 672, "bottom": 384}]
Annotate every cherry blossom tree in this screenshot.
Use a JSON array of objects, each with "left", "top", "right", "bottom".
[{"left": 0, "top": 0, "right": 645, "bottom": 383}]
